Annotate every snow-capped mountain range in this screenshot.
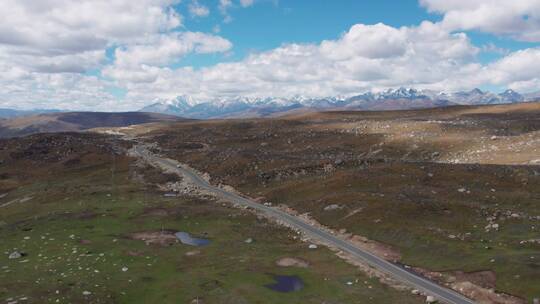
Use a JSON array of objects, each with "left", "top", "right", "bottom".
[{"left": 140, "top": 88, "right": 540, "bottom": 119}]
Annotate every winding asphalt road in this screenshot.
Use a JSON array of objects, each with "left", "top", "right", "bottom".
[{"left": 133, "top": 145, "right": 476, "bottom": 304}]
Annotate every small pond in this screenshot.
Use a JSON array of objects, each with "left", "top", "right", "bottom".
[
  {"left": 175, "top": 232, "right": 211, "bottom": 247},
  {"left": 265, "top": 275, "right": 304, "bottom": 293}
]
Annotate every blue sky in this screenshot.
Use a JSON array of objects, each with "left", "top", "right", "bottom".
[
  {"left": 0, "top": 0, "right": 539, "bottom": 110},
  {"left": 176, "top": 0, "right": 536, "bottom": 68},
  {"left": 180, "top": 1, "right": 434, "bottom": 62}
]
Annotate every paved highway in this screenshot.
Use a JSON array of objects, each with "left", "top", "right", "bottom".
[{"left": 133, "top": 145, "right": 476, "bottom": 304}]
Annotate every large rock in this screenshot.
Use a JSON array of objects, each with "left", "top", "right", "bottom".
[
  {"left": 426, "top": 295, "right": 437, "bottom": 303},
  {"left": 323, "top": 204, "right": 342, "bottom": 211},
  {"left": 8, "top": 251, "right": 22, "bottom": 259}
]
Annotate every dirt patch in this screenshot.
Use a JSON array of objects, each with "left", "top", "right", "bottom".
[
  {"left": 452, "top": 281, "right": 524, "bottom": 304},
  {"left": 276, "top": 257, "right": 310, "bottom": 268},
  {"left": 413, "top": 267, "right": 524, "bottom": 304},
  {"left": 129, "top": 230, "right": 178, "bottom": 246},
  {"left": 451, "top": 270, "right": 497, "bottom": 289}
]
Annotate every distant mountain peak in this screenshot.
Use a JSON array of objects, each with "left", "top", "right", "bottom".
[
  {"left": 499, "top": 89, "right": 524, "bottom": 102},
  {"left": 166, "top": 95, "right": 197, "bottom": 107},
  {"left": 139, "top": 87, "right": 532, "bottom": 119},
  {"left": 378, "top": 87, "right": 424, "bottom": 99}
]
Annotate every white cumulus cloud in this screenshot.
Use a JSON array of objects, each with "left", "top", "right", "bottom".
[
  {"left": 1, "top": 0, "right": 540, "bottom": 111},
  {"left": 189, "top": 0, "right": 210, "bottom": 17},
  {"left": 112, "top": 32, "right": 232, "bottom": 68},
  {"left": 420, "top": 0, "right": 540, "bottom": 42},
  {"left": 483, "top": 47, "right": 540, "bottom": 91},
  {"left": 109, "top": 21, "right": 483, "bottom": 102}
]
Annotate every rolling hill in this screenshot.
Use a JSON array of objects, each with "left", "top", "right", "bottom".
[{"left": 0, "top": 112, "right": 187, "bottom": 138}]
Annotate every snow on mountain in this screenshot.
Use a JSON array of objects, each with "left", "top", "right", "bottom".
[
  {"left": 499, "top": 89, "right": 524, "bottom": 103},
  {"left": 378, "top": 87, "right": 427, "bottom": 99},
  {"left": 140, "top": 88, "right": 532, "bottom": 119},
  {"left": 142, "top": 95, "right": 195, "bottom": 115}
]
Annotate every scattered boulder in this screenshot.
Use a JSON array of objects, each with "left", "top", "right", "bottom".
[
  {"left": 8, "top": 251, "right": 22, "bottom": 259},
  {"left": 323, "top": 163, "right": 335, "bottom": 173},
  {"left": 485, "top": 223, "right": 500, "bottom": 232},
  {"left": 323, "top": 204, "right": 342, "bottom": 211},
  {"left": 519, "top": 239, "right": 540, "bottom": 245}
]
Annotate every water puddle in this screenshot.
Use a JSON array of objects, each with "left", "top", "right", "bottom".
[
  {"left": 265, "top": 275, "right": 304, "bottom": 293},
  {"left": 175, "top": 232, "right": 211, "bottom": 247}
]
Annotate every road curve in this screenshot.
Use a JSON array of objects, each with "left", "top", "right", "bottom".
[{"left": 133, "top": 145, "right": 476, "bottom": 304}]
